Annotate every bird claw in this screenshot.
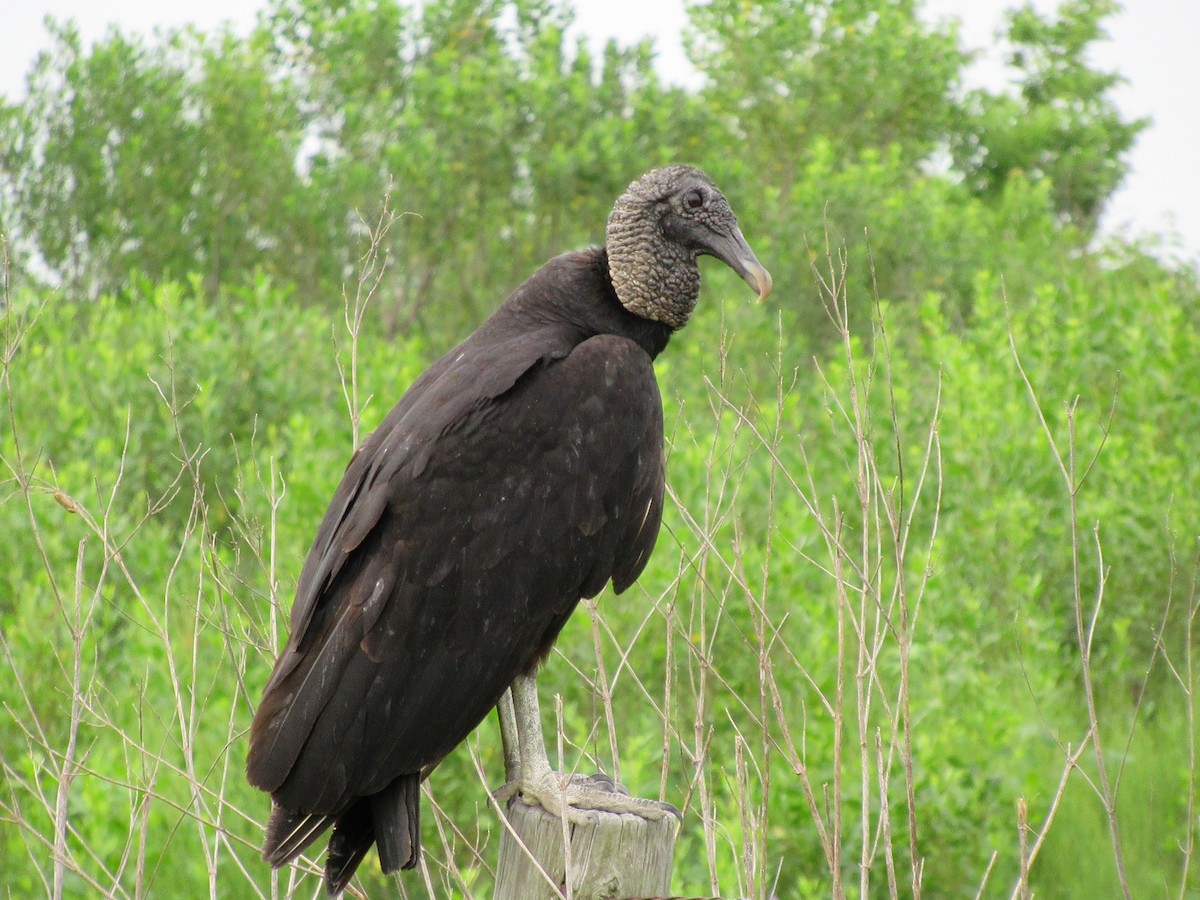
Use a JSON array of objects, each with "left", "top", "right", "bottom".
[
  {"left": 498, "top": 771, "right": 682, "bottom": 824},
  {"left": 492, "top": 780, "right": 520, "bottom": 805}
]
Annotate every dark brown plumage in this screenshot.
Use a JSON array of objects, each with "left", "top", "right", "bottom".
[{"left": 246, "top": 165, "right": 770, "bottom": 894}]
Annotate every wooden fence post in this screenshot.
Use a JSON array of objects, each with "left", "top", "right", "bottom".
[{"left": 494, "top": 788, "right": 679, "bottom": 900}]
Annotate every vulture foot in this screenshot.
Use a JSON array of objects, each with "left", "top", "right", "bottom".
[
  {"left": 508, "top": 770, "right": 680, "bottom": 822},
  {"left": 494, "top": 676, "right": 680, "bottom": 823}
]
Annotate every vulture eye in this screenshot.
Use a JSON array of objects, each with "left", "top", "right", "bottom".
[{"left": 685, "top": 189, "right": 705, "bottom": 210}]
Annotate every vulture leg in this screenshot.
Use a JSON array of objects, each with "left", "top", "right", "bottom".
[
  {"left": 496, "top": 688, "right": 521, "bottom": 785},
  {"left": 494, "top": 673, "right": 680, "bottom": 823}
]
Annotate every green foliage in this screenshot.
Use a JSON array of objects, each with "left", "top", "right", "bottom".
[
  {"left": 263, "top": 0, "right": 698, "bottom": 331},
  {"left": 1031, "top": 704, "right": 1197, "bottom": 897},
  {"left": 8, "top": 229, "right": 1197, "bottom": 896},
  {"left": 0, "top": 20, "right": 323, "bottom": 301},
  {"left": 0, "top": 276, "right": 431, "bottom": 895},
  {"left": 1, "top": 0, "right": 1145, "bottom": 331},
  {"left": 952, "top": 0, "right": 1149, "bottom": 229},
  {"left": 687, "top": 0, "right": 968, "bottom": 178}
]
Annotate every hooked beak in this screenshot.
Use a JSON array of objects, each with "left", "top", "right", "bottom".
[{"left": 703, "top": 225, "right": 773, "bottom": 303}]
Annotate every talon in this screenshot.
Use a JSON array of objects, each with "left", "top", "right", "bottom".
[
  {"left": 492, "top": 780, "right": 520, "bottom": 804},
  {"left": 580, "top": 772, "right": 616, "bottom": 792}
]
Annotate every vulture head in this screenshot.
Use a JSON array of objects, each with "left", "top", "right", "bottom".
[{"left": 606, "top": 165, "right": 772, "bottom": 329}]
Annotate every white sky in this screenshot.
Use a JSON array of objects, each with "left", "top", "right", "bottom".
[{"left": 1, "top": 0, "right": 1197, "bottom": 261}]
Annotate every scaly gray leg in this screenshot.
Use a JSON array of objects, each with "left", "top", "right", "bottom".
[{"left": 496, "top": 687, "right": 521, "bottom": 785}]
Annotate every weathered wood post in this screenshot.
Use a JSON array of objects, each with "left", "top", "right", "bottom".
[{"left": 494, "top": 784, "right": 679, "bottom": 900}]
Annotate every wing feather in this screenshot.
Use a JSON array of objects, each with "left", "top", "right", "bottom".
[{"left": 247, "top": 330, "right": 666, "bottom": 816}]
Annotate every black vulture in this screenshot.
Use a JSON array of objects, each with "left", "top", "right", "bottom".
[{"left": 246, "top": 165, "right": 771, "bottom": 894}]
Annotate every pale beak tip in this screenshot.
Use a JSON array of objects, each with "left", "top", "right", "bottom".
[
  {"left": 742, "top": 259, "right": 772, "bottom": 303},
  {"left": 756, "top": 269, "right": 773, "bottom": 303}
]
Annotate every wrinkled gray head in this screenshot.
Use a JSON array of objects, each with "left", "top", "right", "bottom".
[{"left": 605, "top": 165, "right": 771, "bottom": 329}]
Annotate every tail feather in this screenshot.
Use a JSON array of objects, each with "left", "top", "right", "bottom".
[
  {"left": 262, "top": 805, "right": 335, "bottom": 868},
  {"left": 324, "top": 799, "right": 375, "bottom": 896},
  {"left": 262, "top": 773, "right": 422, "bottom": 895},
  {"left": 372, "top": 773, "right": 422, "bottom": 873},
  {"left": 321, "top": 775, "right": 423, "bottom": 895}
]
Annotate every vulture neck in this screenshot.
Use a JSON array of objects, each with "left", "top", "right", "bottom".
[{"left": 498, "top": 247, "right": 675, "bottom": 361}]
